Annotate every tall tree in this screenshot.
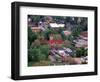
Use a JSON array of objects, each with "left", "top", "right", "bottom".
[
  {"left": 28, "top": 27, "right": 37, "bottom": 46},
  {"left": 72, "top": 26, "right": 81, "bottom": 39}
]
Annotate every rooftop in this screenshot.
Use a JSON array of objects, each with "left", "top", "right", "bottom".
[
  {"left": 49, "top": 23, "right": 65, "bottom": 28},
  {"left": 80, "top": 31, "right": 88, "bottom": 37}
]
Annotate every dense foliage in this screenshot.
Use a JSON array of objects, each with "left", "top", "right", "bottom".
[
  {"left": 28, "top": 45, "right": 50, "bottom": 62},
  {"left": 72, "top": 26, "right": 81, "bottom": 38},
  {"left": 28, "top": 27, "right": 37, "bottom": 46},
  {"left": 76, "top": 47, "right": 87, "bottom": 57}
]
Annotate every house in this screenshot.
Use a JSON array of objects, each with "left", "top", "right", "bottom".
[
  {"left": 31, "top": 27, "right": 41, "bottom": 32},
  {"left": 63, "top": 30, "right": 72, "bottom": 36},
  {"left": 74, "top": 31, "right": 88, "bottom": 49},
  {"left": 75, "top": 39, "right": 87, "bottom": 48},
  {"left": 79, "top": 31, "right": 88, "bottom": 41},
  {"left": 49, "top": 23, "right": 65, "bottom": 29}
]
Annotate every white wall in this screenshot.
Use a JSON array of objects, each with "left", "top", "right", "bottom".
[{"left": 0, "top": 0, "right": 99, "bottom": 82}]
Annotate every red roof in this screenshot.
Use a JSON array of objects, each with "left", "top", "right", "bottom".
[{"left": 48, "top": 40, "right": 63, "bottom": 45}]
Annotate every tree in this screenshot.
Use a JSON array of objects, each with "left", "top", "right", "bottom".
[
  {"left": 58, "top": 27, "right": 64, "bottom": 34},
  {"left": 53, "top": 16, "right": 65, "bottom": 22},
  {"left": 80, "top": 18, "right": 88, "bottom": 31},
  {"left": 66, "top": 35, "right": 74, "bottom": 42},
  {"left": 76, "top": 47, "right": 87, "bottom": 57},
  {"left": 61, "top": 31, "right": 66, "bottom": 40},
  {"left": 28, "top": 27, "right": 37, "bottom": 45},
  {"left": 65, "top": 17, "right": 72, "bottom": 23},
  {"left": 72, "top": 26, "right": 81, "bottom": 39},
  {"left": 28, "top": 45, "right": 50, "bottom": 62},
  {"left": 28, "top": 48, "right": 40, "bottom": 62},
  {"left": 28, "top": 40, "right": 30, "bottom": 49},
  {"left": 43, "top": 28, "right": 50, "bottom": 40},
  {"left": 39, "top": 45, "right": 50, "bottom": 59},
  {"left": 43, "top": 28, "right": 58, "bottom": 40},
  {"left": 29, "top": 15, "right": 41, "bottom": 23}
]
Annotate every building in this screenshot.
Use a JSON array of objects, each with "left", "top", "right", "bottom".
[
  {"left": 63, "top": 30, "right": 72, "bottom": 36},
  {"left": 75, "top": 39, "right": 87, "bottom": 48},
  {"left": 49, "top": 23, "right": 65, "bottom": 29},
  {"left": 74, "top": 31, "right": 88, "bottom": 49},
  {"left": 31, "top": 27, "right": 41, "bottom": 32},
  {"left": 79, "top": 31, "right": 88, "bottom": 41}
]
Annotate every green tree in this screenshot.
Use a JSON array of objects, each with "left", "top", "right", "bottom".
[
  {"left": 61, "top": 31, "right": 66, "bottom": 40},
  {"left": 28, "top": 45, "right": 50, "bottom": 62},
  {"left": 39, "top": 45, "right": 50, "bottom": 59},
  {"left": 76, "top": 47, "right": 87, "bottom": 57},
  {"left": 66, "top": 35, "right": 74, "bottom": 42},
  {"left": 80, "top": 18, "right": 88, "bottom": 31},
  {"left": 28, "top": 40, "right": 30, "bottom": 49},
  {"left": 28, "top": 27, "right": 37, "bottom": 45},
  {"left": 43, "top": 28, "right": 51, "bottom": 40},
  {"left": 28, "top": 48, "right": 39, "bottom": 62},
  {"left": 72, "top": 26, "right": 81, "bottom": 39},
  {"left": 58, "top": 27, "right": 64, "bottom": 34},
  {"left": 30, "top": 15, "right": 41, "bottom": 23},
  {"left": 54, "top": 16, "right": 65, "bottom": 22}
]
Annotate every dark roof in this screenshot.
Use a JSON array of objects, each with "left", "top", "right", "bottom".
[{"left": 80, "top": 31, "right": 87, "bottom": 37}]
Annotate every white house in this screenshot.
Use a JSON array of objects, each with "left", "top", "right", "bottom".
[{"left": 49, "top": 23, "right": 65, "bottom": 28}]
